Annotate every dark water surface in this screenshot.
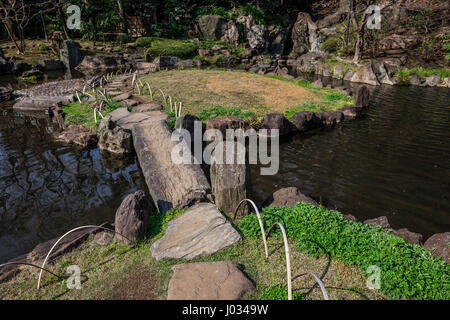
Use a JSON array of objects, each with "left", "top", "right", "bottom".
[
  {"left": 0, "top": 109, "right": 146, "bottom": 263},
  {"left": 252, "top": 83, "right": 450, "bottom": 239}
]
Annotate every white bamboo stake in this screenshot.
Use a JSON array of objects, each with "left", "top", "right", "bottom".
[
  {"left": 94, "top": 107, "right": 97, "bottom": 123},
  {"left": 158, "top": 89, "right": 166, "bottom": 104},
  {"left": 137, "top": 84, "right": 141, "bottom": 96},
  {"left": 75, "top": 91, "right": 81, "bottom": 103},
  {"left": 146, "top": 83, "right": 153, "bottom": 100},
  {"left": 174, "top": 101, "right": 177, "bottom": 115},
  {"left": 169, "top": 96, "right": 173, "bottom": 112},
  {"left": 178, "top": 102, "right": 182, "bottom": 117}
]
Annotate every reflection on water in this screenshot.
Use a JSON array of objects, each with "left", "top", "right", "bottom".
[
  {"left": 252, "top": 83, "right": 450, "bottom": 239},
  {"left": 0, "top": 110, "right": 147, "bottom": 263}
]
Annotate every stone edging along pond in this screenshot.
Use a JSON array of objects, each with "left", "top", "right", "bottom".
[{"left": 0, "top": 65, "right": 448, "bottom": 299}]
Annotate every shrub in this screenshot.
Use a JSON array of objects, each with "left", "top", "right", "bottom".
[
  {"left": 39, "top": 45, "right": 50, "bottom": 51},
  {"left": 321, "top": 38, "right": 338, "bottom": 52},
  {"left": 238, "top": 203, "right": 450, "bottom": 300},
  {"left": 136, "top": 37, "right": 154, "bottom": 47},
  {"left": 116, "top": 34, "right": 132, "bottom": 44},
  {"left": 145, "top": 38, "right": 198, "bottom": 59}
]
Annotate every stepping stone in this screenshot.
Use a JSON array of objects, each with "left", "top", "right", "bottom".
[
  {"left": 118, "top": 99, "right": 140, "bottom": 107},
  {"left": 133, "top": 103, "right": 162, "bottom": 112},
  {"left": 108, "top": 108, "right": 130, "bottom": 122},
  {"left": 150, "top": 203, "right": 241, "bottom": 260},
  {"left": 133, "top": 121, "right": 211, "bottom": 213},
  {"left": 112, "top": 92, "right": 131, "bottom": 102},
  {"left": 167, "top": 261, "right": 254, "bottom": 300},
  {"left": 116, "top": 113, "right": 152, "bottom": 130},
  {"left": 106, "top": 91, "right": 124, "bottom": 96}
]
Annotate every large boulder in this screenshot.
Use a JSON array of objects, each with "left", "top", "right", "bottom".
[
  {"left": 114, "top": 190, "right": 153, "bottom": 244},
  {"left": 197, "top": 15, "right": 239, "bottom": 45},
  {"left": 38, "top": 59, "right": 65, "bottom": 71},
  {"left": 291, "top": 111, "right": 323, "bottom": 132},
  {"left": 206, "top": 116, "right": 250, "bottom": 138},
  {"left": 56, "top": 125, "right": 98, "bottom": 148},
  {"left": 267, "top": 26, "right": 288, "bottom": 55},
  {"left": 133, "top": 120, "right": 211, "bottom": 213},
  {"left": 210, "top": 142, "right": 251, "bottom": 217},
  {"left": 315, "top": 110, "right": 344, "bottom": 127},
  {"left": 77, "top": 56, "right": 117, "bottom": 72},
  {"left": 296, "top": 52, "right": 327, "bottom": 73},
  {"left": 153, "top": 56, "right": 179, "bottom": 68},
  {"left": 262, "top": 187, "right": 318, "bottom": 208},
  {"left": 98, "top": 115, "right": 132, "bottom": 155},
  {"left": 291, "top": 12, "right": 322, "bottom": 56},
  {"left": 167, "top": 261, "right": 254, "bottom": 300},
  {"left": 247, "top": 25, "right": 266, "bottom": 51},
  {"left": 150, "top": 203, "right": 241, "bottom": 260},
  {"left": 379, "top": 34, "right": 417, "bottom": 54},
  {"left": 259, "top": 113, "right": 294, "bottom": 136},
  {"left": 423, "top": 232, "right": 450, "bottom": 263},
  {"left": 60, "top": 40, "right": 82, "bottom": 69},
  {"left": 350, "top": 64, "right": 380, "bottom": 86}
]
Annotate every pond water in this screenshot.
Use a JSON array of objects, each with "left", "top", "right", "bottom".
[
  {"left": 0, "top": 71, "right": 449, "bottom": 262},
  {"left": 252, "top": 80, "right": 450, "bottom": 239},
  {"left": 0, "top": 108, "right": 146, "bottom": 263}
]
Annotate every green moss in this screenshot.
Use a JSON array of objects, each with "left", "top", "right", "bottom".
[
  {"left": 322, "top": 38, "right": 338, "bottom": 52},
  {"left": 19, "top": 75, "right": 41, "bottom": 83},
  {"left": 238, "top": 203, "right": 450, "bottom": 300},
  {"left": 39, "top": 45, "right": 50, "bottom": 51},
  {"left": 144, "top": 37, "right": 198, "bottom": 59}
]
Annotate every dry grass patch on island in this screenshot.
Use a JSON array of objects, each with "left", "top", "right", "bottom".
[{"left": 140, "top": 69, "right": 353, "bottom": 118}]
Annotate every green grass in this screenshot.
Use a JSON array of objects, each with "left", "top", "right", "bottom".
[
  {"left": 62, "top": 100, "right": 124, "bottom": 132},
  {"left": 395, "top": 67, "right": 450, "bottom": 81},
  {"left": 0, "top": 203, "right": 386, "bottom": 300},
  {"left": 238, "top": 203, "right": 450, "bottom": 300},
  {"left": 198, "top": 105, "right": 255, "bottom": 122},
  {"left": 18, "top": 75, "right": 41, "bottom": 83}
]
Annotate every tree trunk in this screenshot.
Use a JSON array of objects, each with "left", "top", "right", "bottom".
[
  {"left": 58, "top": 4, "right": 70, "bottom": 39},
  {"left": 116, "top": 0, "right": 128, "bottom": 34}
]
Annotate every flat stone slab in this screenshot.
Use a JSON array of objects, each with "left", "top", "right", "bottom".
[
  {"left": 133, "top": 120, "right": 210, "bottom": 213},
  {"left": 118, "top": 99, "right": 140, "bottom": 107},
  {"left": 13, "top": 95, "right": 73, "bottom": 111},
  {"left": 167, "top": 261, "right": 254, "bottom": 300},
  {"left": 116, "top": 113, "right": 152, "bottom": 130},
  {"left": 112, "top": 92, "right": 131, "bottom": 102},
  {"left": 108, "top": 108, "right": 131, "bottom": 122},
  {"left": 150, "top": 203, "right": 241, "bottom": 260}
]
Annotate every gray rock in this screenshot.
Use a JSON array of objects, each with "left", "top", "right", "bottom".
[
  {"left": 153, "top": 56, "right": 179, "bottom": 68},
  {"left": 60, "top": 40, "right": 82, "bottom": 69},
  {"left": 363, "top": 216, "right": 390, "bottom": 229},
  {"left": 112, "top": 92, "right": 131, "bottom": 102},
  {"left": 259, "top": 113, "right": 294, "bottom": 136},
  {"left": 134, "top": 103, "right": 162, "bottom": 112},
  {"left": 333, "top": 65, "right": 346, "bottom": 79},
  {"left": 262, "top": 187, "right": 318, "bottom": 207},
  {"left": 291, "top": 111, "right": 323, "bottom": 131},
  {"left": 205, "top": 116, "right": 250, "bottom": 138},
  {"left": 118, "top": 111, "right": 169, "bottom": 130},
  {"left": 296, "top": 52, "right": 327, "bottom": 73},
  {"left": 175, "top": 59, "right": 195, "bottom": 69},
  {"left": 98, "top": 115, "right": 132, "bottom": 155},
  {"left": 93, "top": 231, "right": 114, "bottom": 246},
  {"left": 114, "top": 190, "right": 153, "bottom": 244},
  {"left": 315, "top": 110, "right": 344, "bottom": 127},
  {"left": 77, "top": 56, "right": 117, "bottom": 72},
  {"left": 133, "top": 120, "right": 211, "bottom": 213},
  {"left": 247, "top": 25, "right": 266, "bottom": 51},
  {"left": 423, "top": 232, "right": 450, "bottom": 263},
  {"left": 167, "top": 261, "right": 254, "bottom": 300},
  {"left": 39, "top": 59, "right": 65, "bottom": 71},
  {"left": 311, "top": 79, "right": 324, "bottom": 88},
  {"left": 423, "top": 75, "right": 441, "bottom": 87},
  {"left": 108, "top": 107, "right": 131, "bottom": 122},
  {"left": 350, "top": 64, "right": 380, "bottom": 86},
  {"left": 210, "top": 142, "right": 251, "bottom": 217},
  {"left": 0, "top": 87, "right": 13, "bottom": 102},
  {"left": 150, "top": 203, "right": 241, "bottom": 260},
  {"left": 13, "top": 95, "right": 73, "bottom": 112},
  {"left": 56, "top": 125, "right": 98, "bottom": 148},
  {"left": 340, "top": 106, "right": 359, "bottom": 120}
]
